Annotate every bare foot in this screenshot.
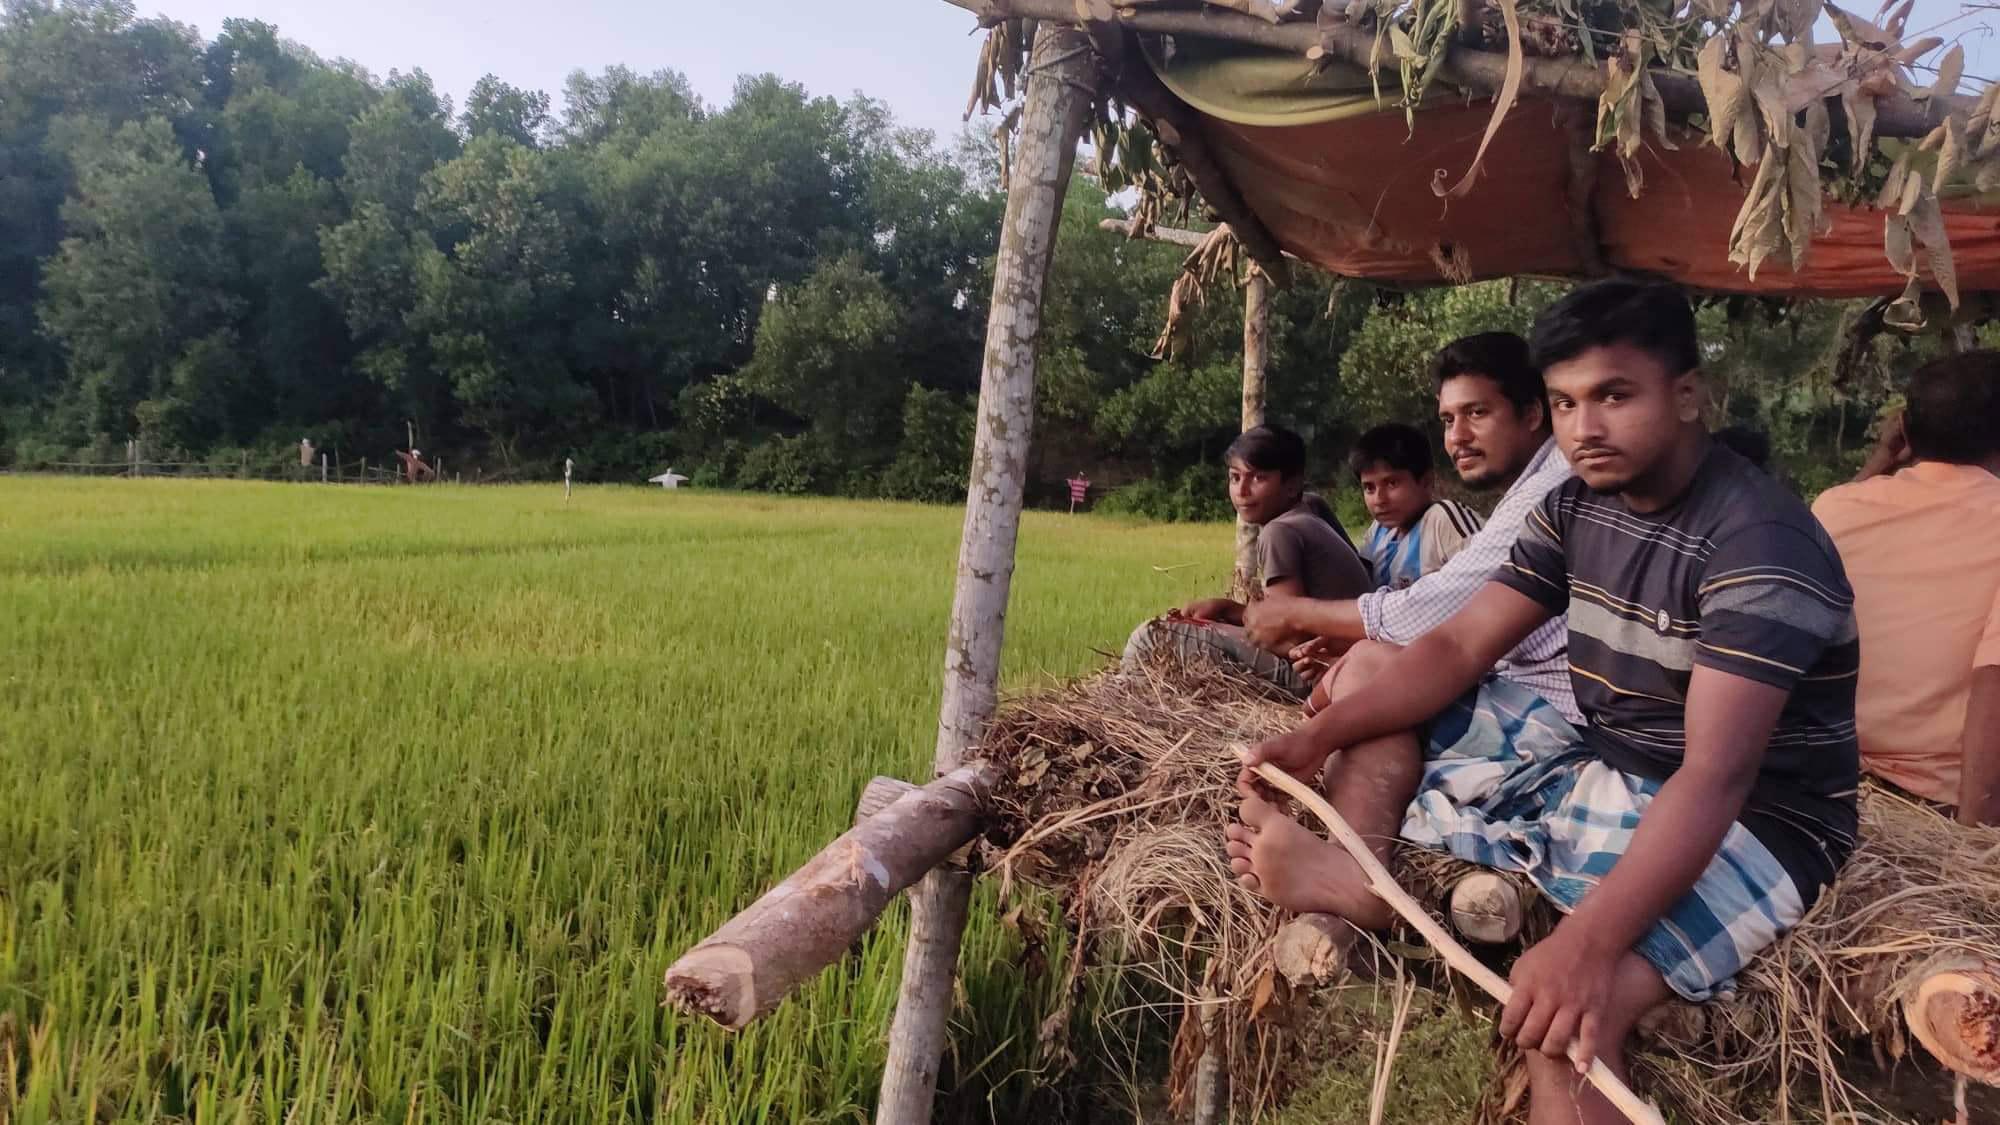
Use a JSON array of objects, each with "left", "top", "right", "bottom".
[{"left": 1223, "top": 779, "right": 1391, "bottom": 928}]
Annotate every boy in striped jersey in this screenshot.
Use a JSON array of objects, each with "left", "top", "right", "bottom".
[
  {"left": 1228, "top": 281, "right": 1858, "bottom": 1125},
  {"left": 1349, "top": 422, "right": 1484, "bottom": 589}
]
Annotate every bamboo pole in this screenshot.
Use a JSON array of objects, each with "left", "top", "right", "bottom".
[
  {"left": 1232, "top": 269, "right": 1270, "bottom": 602},
  {"left": 876, "top": 24, "right": 1099, "bottom": 1125},
  {"left": 665, "top": 764, "right": 998, "bottom": 1030},
  {"left": 1243, "top": 752, "right": 1667, "bottom": 1125}
]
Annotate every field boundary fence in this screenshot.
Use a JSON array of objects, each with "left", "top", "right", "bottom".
[{"left": 5, "top": 453, "right": 475, "bottom": 486}]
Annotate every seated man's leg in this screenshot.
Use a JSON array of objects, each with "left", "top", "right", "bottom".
[
  {"left": 1225, "top": 640, "right": 1421, "bottom": 931},
  {"left": 1121, "top": 617, "right": 1310, "bottom": 698},
  {"left": 1520, "top": 953, "right": 1671, "bottom": 1125}
]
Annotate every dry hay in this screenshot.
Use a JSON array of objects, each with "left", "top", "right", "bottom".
[{"left": 971, "top": 657, "right": 2000, "bottom": 1122}]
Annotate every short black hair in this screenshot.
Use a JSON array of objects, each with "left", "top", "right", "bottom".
[
  {"left": 1905, "top": 349, "right": 2000, "bottom": 464},
  {"left": 1348, "top": 423, "right": 1433, "bottom": 480},
  {"left": 1432, "top": 331, "right": 1546, "bottom": 417},
  {"left": 1530, "top": 280, "right": 1700, "bottom": 378},
  {"left": 1226, "top": 424, "right": 1307, "bottom": 478},
  {"left": 1713, "top": 424, "right": 1771, "bottom": 470}
]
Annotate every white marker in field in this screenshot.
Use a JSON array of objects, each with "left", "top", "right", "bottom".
[
  {"left": 564, "top": 457, "right": 574, "bottom": 502},
  {"left": 648, "top": 469, "right": 689, "bottom": 490}
]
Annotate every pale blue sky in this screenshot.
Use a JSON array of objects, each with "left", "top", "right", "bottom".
[{"left": 137, "top": 0, "right": 1995, "bottom": 144}]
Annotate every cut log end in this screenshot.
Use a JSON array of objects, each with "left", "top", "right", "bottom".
[
  {"left": 1272, "top": 912, "right": 1355, "bottom": 987},
  {"left": 1905, "top": 957, "right": 2000, "bottom": 1085},
  {"left": 665, "top": 945, "right": 758, "bottom": 1030},
  {"left": 1448, "top": 872, "right": 1525, "bottom": 945}
]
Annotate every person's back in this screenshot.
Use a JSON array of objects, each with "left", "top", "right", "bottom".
[
  {"left": 1813, "top": 350, "right": 2000, "bottom": 820},
  {"left": 1262, "top": 496, "right": 1368, "bottom": 601}
]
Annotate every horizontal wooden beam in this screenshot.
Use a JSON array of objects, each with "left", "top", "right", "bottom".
[
  {"left": 944, "top": 0, "right": 1968, "bottom": 140},
  {"left": 665, "top": 763, "right": 998, "bottom": 1030}
]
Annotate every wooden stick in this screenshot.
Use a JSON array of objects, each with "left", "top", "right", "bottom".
[
  {"left": 665, "top": 763, "right": 997, "bottom": 1031},
  {"left": 1241, "top": 752, "right": 1666, "bottom": 1125}
]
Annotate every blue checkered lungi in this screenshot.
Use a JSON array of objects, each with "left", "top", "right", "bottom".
[{"left": 1399, "top": 675, "right": 1806, "bottom": 1001}]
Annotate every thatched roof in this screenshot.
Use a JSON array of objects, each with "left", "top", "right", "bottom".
[{"left": 949, "top": 0, "right": 1998, "bottom": 327}]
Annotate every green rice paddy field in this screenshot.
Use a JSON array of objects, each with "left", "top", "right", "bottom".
[{"left": 0, "top": 477, "right": 1251, "bottom": 1124}]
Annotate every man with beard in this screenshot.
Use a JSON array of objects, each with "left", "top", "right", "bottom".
[
  {"left": 1244, "top": 331, "right": 1577, "bottom": 723},
  {"left": 1229, "top": 281, "right": 1858, "bottom": 1125}
]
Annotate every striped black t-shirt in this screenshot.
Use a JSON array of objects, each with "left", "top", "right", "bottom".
[{"left": 1494, "top": 442, "right": 1860, "bottom": 898}]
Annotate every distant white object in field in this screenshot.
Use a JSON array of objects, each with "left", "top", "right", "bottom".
[
  {"left": 300, "top": 438, "right": 315, "bottom": 467},
  {"left": 649, "top": 469, "right": 689, "bottom": 490},
  {"left": 564, "top": 457, "right": 574, "bottom": 502}
]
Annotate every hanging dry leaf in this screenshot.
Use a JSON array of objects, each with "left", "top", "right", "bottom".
[
  {"left": 1907, "top": 183, "right": 1959, "bottom": 308},
  {"left": 1970, "top": 85, "right": 2000, "bottom": 157},
  {"left": 1750, "top": 63, "right": 1793, "bottom": 152},
  {"left": 1804, "top": 97, "right": 1831, "bottom": 161},
  {"left": 1698, "top": 37, "right": 1748, "bottom": 156},
  {"left": 1926, "top": 44, "right": 1964, "bottom": 101},
  {"left": 1877, "top": 149, "right": 1912, "bottom": 208},
  {"left": 1936, "top": 116, "right": 1965, "bottom": 190},
  {"left": 1884, "top": 212, "right": 1915, "bottom": 275},
  {"left": 1643, "top": 71, "right": 1677, "bottom": 153},
  {"left": 1783, "top": 138, "right": 1821, "bottom": 269},
  {"left": 1435, "top": 0, "right": 1524, "bottom": 200},
  {"left": 1843, "top": 87, "right": 1879, "bottom": 172}
]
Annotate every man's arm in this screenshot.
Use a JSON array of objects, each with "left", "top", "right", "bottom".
[
  {"left": 1960, "top": 666, "right": 2000, "bottom": 825},
  {"left": 1243, "top": 594, "right": 1365, "bottom": 648},
  {"left": 1243, "top": 582, "right": 1551, "bottom": 779},
  {"left": 1502, "top": 664, "right": 1785, "bottom": 1063}
]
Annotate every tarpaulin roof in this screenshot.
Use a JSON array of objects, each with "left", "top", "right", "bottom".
[{"left": 1146, "top": 36, "right": 2000, "bottom": 297}]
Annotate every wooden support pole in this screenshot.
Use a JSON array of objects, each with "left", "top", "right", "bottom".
[
  {"left": 876, "top": 24, "right": 1099, "bottom": 1125},
  {"left": 665, "top": 764, "right": 998, "bottom": 1031},
  {"left": 1232, "top": 270, "right": 1271, "bottom": 602}
]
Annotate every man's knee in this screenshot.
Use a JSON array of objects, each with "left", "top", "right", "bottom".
[
  {"left": 1328, "top": 639, "right": 1400, "bottom": 699},
  {"left": 1120, "top": 619, "right": 1166, "bottom": 671}
]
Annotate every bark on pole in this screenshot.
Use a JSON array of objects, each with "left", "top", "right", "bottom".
[
  {"left": 1232, "top": 271, "right": 1271, "bottom": 602},
  {"left": 875, "top": 24, "right": 1099, "bottom": 1125}
]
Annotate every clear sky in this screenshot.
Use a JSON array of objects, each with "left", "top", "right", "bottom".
[{"left": 137, "top": 0, "right": 1994, "bottom": 143}]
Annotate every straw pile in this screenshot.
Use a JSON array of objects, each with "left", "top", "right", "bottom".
[{"left": 971, "top": 654, "right": 2000, "bottom": 1122}]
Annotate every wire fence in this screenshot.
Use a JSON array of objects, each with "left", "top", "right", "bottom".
[{"left": 12, "top": 458, "right": 453, "bottom": 485}]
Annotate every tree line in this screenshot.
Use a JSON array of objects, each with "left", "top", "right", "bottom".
[{"left": 0, "top": 1, "right": 1955, "bottom": 511}]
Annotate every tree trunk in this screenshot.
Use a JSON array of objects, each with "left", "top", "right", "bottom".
[
  {"left": 1232, "top": 271, "right": 1271, "bottom": 602},
  {"left": 876, "top": 23, "right": 1099, "bottom": 1125},
  {"left": 664, "top": 764, "right": 997, "bottom": 1031}
]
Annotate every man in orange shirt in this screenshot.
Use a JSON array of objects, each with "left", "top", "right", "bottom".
[{"left": 1813, "top": 350, "right": 2000, "bottom": 825}]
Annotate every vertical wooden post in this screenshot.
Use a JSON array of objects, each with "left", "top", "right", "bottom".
[
  {"left": 1231, "top": 269, "right": 1271, "bottom": 602},
  {"left": 875, "top": 23, "right": 1098, "bottom": 1125}
]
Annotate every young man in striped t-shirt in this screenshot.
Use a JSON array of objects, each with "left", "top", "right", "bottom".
[{"left": 1228, "top": 281, "right": 1858, "bottom": 1125}]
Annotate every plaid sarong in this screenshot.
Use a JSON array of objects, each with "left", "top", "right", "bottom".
[
  {"left": 1399, "top": 675, "right": 1806, "bottom": 1002},
  {"left": 1120, "top": 618, "right": 1310, "bottom": 699}
]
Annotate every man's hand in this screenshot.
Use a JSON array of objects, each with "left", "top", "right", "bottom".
[
  {"left": 1240, "top": 724, "right": 1332, "bottom": 785},
  {"left": 1500, "top": 922, "right": 1619, "bottom": 1068},
  {"left": 1181, "top": 596, "right": 1241, "bottom": 624},
  {"left": 1242, "top": 596, "right": 1301, "bottom": 649}
]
